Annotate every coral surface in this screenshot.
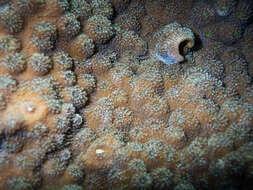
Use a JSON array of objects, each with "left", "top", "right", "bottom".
[{"left": 0, "top": 0, "right": 253, "bottom": 190}]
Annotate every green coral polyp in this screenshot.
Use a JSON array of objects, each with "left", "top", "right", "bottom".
[
  {"left": 233, "top": 30, "right": 239, "bottom": 37},
  {"left": 205, "top": 31, "right": 212, "bottom": 38},
  {"left": 221, "top": 5, "right": 227, "bottom": 11}
]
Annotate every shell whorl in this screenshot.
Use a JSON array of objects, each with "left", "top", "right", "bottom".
[{"left": 151, "top": 22, "right": 195, "bottom": 65}]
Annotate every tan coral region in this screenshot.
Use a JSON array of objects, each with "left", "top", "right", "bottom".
[{"left": 0, "top": 0, "right": 253, "bottom": 190}]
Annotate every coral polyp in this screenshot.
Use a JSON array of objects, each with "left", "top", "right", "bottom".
[
  {"left": 52, "top": 51, "right": 73, "bottom": 71},
  {"left": 0, "top": 35, "right": 21, "bottom": 54},
  {"left": 0, "top": 52, "right": 26, "bottom": 74},
  {"left": 31, "top": 21, "right": 57, "bottom": 53},
  {"left": 0, "top": 0, "right": 253, "bottom": 189},
  {"left": 69, "top": 33, "right": 95, "bottom": 60},
  {"left": 234, "top": 0, "right": 253, "bottom": 24},
  {"left": 57, "top": 13, "right": 81, "bottom": 40},
  {"left": 0, "top": 5, "right": 24, "bottom": 33},
  {"left": 214, "top": 0, "right": 237, "bottom": 17},
  {"left": 70, "top": 0, "right": 92, "bottom": 20},
  {"left": 28, "top": 53, "right": 52, "bottom": 76},
  {"left": 91, "top": 0, "right": 114, "bottom": 19},
  {"left": 84, "top": 15, "right": 114, "bottom": 44}
]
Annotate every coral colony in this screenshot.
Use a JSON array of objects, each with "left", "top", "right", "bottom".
[{"left": 0, "top": 0, "right": 253, "bottom": 190}]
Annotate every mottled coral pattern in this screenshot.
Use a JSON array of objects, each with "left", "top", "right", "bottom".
[{"left": 0, "top": 0, "right": 253, "bottom": 190}]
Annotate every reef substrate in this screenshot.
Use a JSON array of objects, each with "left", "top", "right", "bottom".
[{"left": 0, "top": 0, "right": 253, "bottom": 190}]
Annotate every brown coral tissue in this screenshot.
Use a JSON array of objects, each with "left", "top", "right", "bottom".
[{"left": 0, "top": 0, "right": 253, "bottom": 190}]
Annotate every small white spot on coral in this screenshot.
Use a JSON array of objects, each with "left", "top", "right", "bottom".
[
  {"left": 25, "top": 102, "right": 36, "bottom": 113},
  {"left": 96, "top": 149, "right": 105, "bottom": 155}
]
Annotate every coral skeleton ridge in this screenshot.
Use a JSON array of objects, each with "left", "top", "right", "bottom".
[{"left": 0, "top": 0, "right": 253, "bottom": 190}]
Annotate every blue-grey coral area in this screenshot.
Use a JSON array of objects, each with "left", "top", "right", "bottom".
[
  {"left": 154, "top": 49, "right": 179, "bottom": 65},
  {"left": 153, "top": 43, "right": 179, "bottom": 65}
]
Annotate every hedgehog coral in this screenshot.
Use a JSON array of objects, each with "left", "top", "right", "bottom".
[
  {"left": 55, "top": 114, "right": 72, "bottom": 134},
  {"left": 77, "top": 73, "right": 96, "bottom": 94},
  {"left": 108, "top": 63, "right": 134, "bottom": 92},
  {"left": 89, "top": 52, "right": 114, "bottom": 76},
  {"left": 109, "top": 89, "right": 128, "bottom": 107},
  {"left": 114, "top": 30, "right": 147, "bottom": 57},
  {"left": 60, "top": 184, "right": 84, "bottom": 190},
  {"left": 142, "top": 95, "right": 169, "bottom": 120},
  {"left": 115, "top": 13, "right": 141, "bottom": 33},
  {"left": 0, "top": 0, "right": 253, "bottom": 189},
  {"left": 5, "top": 176, "right": 40, "bottom": 190},
  {"left": 140, "top": 14, "right": 162, "bottom": 42},
  {"left": 62, "top": 85, "right": 87, "bottom": 109},
  {"left": 47, "top": 0, "right": 69, "bottom": 14},
  {"left": 84, "top": 14, "right": 114, "bottom": 44},
  {"left": 0, "top": 52, "right": 26, "bottom": 74},
  {"left": 130, "top": 172, "right": 153, "bottom": 190},
  {"left": 127, "top": 0, "right": 146, "bottom": 20},
  {"left": 69, "top": 33, "right": 95, "bottom": 61},
  {"left": 70, "top": 0, "right": 92, "bottom": 20},
  {"left": 17, "top": 77, "right": 62, "bottom": 115},
  {"left": 71, "top": 127, "right": 97, "bottom": 156},
  {"left": 224, "top": 72, "right": 251, "bottom": 95},
  {"left": 81, "top": 135, "right": 123, "bottom": 170},
  {"left": 0, "top": 93, "right": 6, "bottom": 110},
  {"left": 54, "top": 70, "right": 77, "bottom": 87},
  {"left": 52, "top": 51, "right": 73, "bottom": 71},
  {"left": 0, "top": 74, "right": 17, "bottom": 96},
  {"left": 74, "top": 59, "right": 91, "bottom": 75},
  {"left": 84, "top": 97, "right": 115, "bottom": 134},
  {"left": 174, "top": 183, "right": 196, "bottom": 190},
  {"left": 57, "top": 13, "right": 81, "bottom": 40},
  {"left": 28, "top": 53, "right": 52, "bottom": 76},
  {"left": 0, "top": 5, "right": 24, "bottom": 33},
  {"left": 0, "top": 35, "right": 21, "bottom": 54},
  {"left": 151, "top": 22, "right": 195, "bottom": 65},
  {"left": 72, "top": 113, "right": 83, "bottom": 128},
  {"left": 91, "top": 0, "right": 114, "bottom": 19},
  {"left": 145, "top": 0, "right": 171, "bottom": 25},
  {"left": 10, "top": 0, "right": 39, "bottom": 16},
  {"left": 151, "top": 167, "right": 174, "bottom": 189},
  {"left": 31, "top": 21, "right": 57, "bottom": 53},
  {"left": 0, "top": 78, "right": 62, "bottom": 134},
  {"left": 2, "top": 134, "right": 26, "bottom": 153},
  {"left": 64, "top": 164, "right": 85, "bottom": 183},
  {"left": 42, "top": 156, "right": 67, "bottom": 180},
  {"left": 113, "top": 106, "right": 133, "bottom": 129}
]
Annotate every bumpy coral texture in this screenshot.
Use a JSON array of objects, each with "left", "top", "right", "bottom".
[{"left": 0, "top": 0, "right": 253, "bottom": 190}]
